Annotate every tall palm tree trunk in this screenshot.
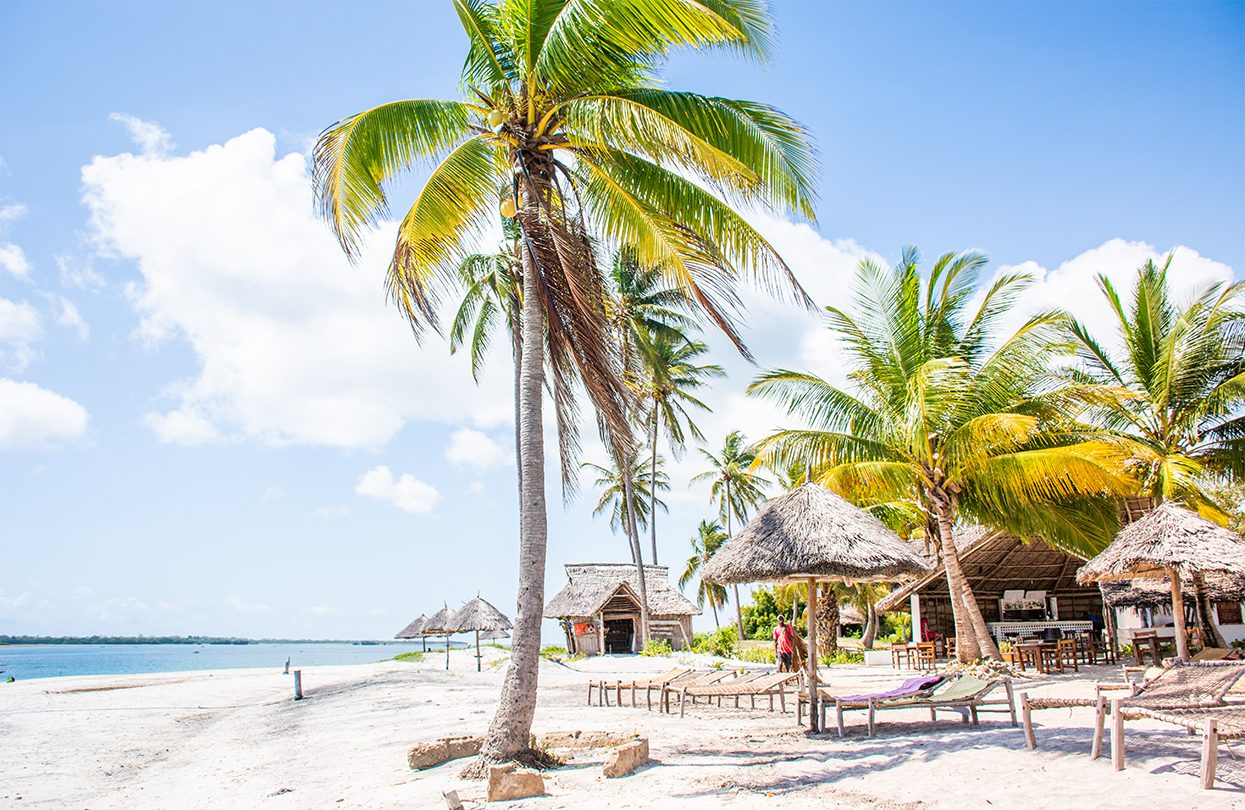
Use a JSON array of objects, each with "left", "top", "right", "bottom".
[
  {"left": 862, "top": 601, "right": 878, "bottom": 650},
  {"left": 934, "top": 504, "right": 1000, "bottom": 661},
  {"left": 816, "top": 585, "right": 839, "bottom": 657},
  {"left": 649, "top": 407, "right": 660, "bottom": 565},
  {"left": 725, "top": 496, "right": 746, "bottom": 642},
  {"left": 510, "top": 304, "right": 523, "bottom": 503},
  {"left": 1193, "top": 573, "right": 1228, "bottom": 649},
  {"left": 620, "top": 462, "right": 651, "bottom": 649},
  {"left": 481, "top": 262, "right": 547, "bottom": 762},
  {"left": 710, "top": 597, "right": 720, "bottom": 628}
]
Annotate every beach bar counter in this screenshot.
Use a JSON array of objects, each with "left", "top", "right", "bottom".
[{"left": 878, "top": 528, "right": 1105, "bottom": 648}]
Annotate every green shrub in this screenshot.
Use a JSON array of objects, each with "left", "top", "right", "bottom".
[
  {"left": 819, "top": 649, "right": 864, "bottom": 666},
  {"left": 735, "top": 644, "right": 776, "bottom": 664},
  {"left": 393, "top": 651, "right": 424, "bottom": 663},
  {"left": 539, "top": 645, "right": 568, "bottom": 660},
  {"left": 692, "top": 626, "right": 738, "bottom": 658},
  {"left": 640, "top": 638, "right": 674, "bottom": 657}
]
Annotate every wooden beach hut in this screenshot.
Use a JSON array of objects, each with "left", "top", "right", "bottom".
[
  {"left": 701, "top": 483, "right": 930, "bottom": 732},
  {"left": 1079, "top": 502, "right": 1245, "bottom": 661},
  {"left": 545, "top": 563, "right": 699, "bottom": 655}
]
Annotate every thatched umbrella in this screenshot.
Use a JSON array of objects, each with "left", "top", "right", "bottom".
[
  {"left": 1078, "top": 502, "right": 1245, "bottom": 661},
  {"left": 394, "top": 614, "right": 429, "bottom": 652},
  {"left": 701, "top": 483, "right": 931, "bottom": 732},
  {"left": 423, "top": 604, "right": 458, "bottom": 670},
  {"left": 449, "top": 597, "right": 513, "bottom": 672},
  {"left": 1101, "top": 573, "right": 1245, "bottom": 611}
]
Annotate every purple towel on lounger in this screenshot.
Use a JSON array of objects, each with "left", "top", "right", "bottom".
[{"left": 835, "top": 675, "right": 943, "bottom": 703}]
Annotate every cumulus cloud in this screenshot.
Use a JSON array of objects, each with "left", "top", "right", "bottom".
[
  {"left": 446, "top": 427, "right": 510, "bottom": 470},
  {"left": 81, "top": 126, "right": 511, "bottom": 448},
  {"left": 0, "top": 297, "right": 42, "bottom": 371},
  {"left": 355, "top": 465, "right": 440, "bottom": 514},
  {"left": 0, "top": 244, "right": 29, "bottom": 279},
  {"left": 110, "top": 113, "right": 175, "bottom": 157},
  {"left": 0, "top": 203, "right": 27, "bottom": 223},
  {"left": 56, "top": 254, "right": 105, "bottom": 291},
  {"left": 0, "top": 378, "right": 89, "bottom": 448},
  {"left": 47, "top": 295, "right": 89, "bottom": 341}
]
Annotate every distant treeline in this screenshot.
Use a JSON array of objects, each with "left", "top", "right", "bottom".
[{"left": 0, "top": 636, "right": 390, "bottom": 646}]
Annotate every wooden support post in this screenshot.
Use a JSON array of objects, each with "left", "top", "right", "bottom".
[
  {"left": 1202, "top": 718, "right": 1219, "bottom": 790},
  {"left": 1021, "top": 693, "right": 1036, "bottom": 749},
  {"left": 475, "top": 630, "right": 482, "bottom": 673},
  {"left": 283, "top": 658, "right": 289, "bottom": 675},
  {"left": 293, "top": 669, "right": 303, "bottom": 700},
  {"left": 1170, "top": 570, "right": 1191, "bottom": 661},
  {"left": 445, "top": 634, "right": 451, "bottom": 670},
  {"left": 807, "top": 577, "right": 820, "bottom": 733},
  {"left": 597, "top": 614, "right": 606, "bottom": 657},
  {"left": 1091, "top": 693, "right": 1106, "bottom": 760},
  {"left": 1111, "top": 697, "right": 1125, "bottom": 771}
]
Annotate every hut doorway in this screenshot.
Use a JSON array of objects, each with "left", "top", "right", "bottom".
[{"left": 604, "top": 618, "right": 634, "bottom": 653}]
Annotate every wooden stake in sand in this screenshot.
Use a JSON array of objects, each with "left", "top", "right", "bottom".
[{"left": 293, "top": 670, "right": 303, "bottom": 700}]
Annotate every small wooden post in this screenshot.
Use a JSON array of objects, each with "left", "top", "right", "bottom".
[
  {"left": 806, "top": 577, "right": 820, "bottom": 733},
  {"left": 1111, "top": 697, "right": 1125, "bottom": 770},
  {"left": 1170, "top": 569, "right": 1191, "bottom": 661},
  {"left": 445, "top": 634, "right": 451, "bottom": 670},
  {"left": 1201, "top": 717, "right": 1219, "bottom": 790},
  {"left": 283, "top": 658, "right": 290, "bottom": 675},
  {"left": 475, "top": 630, "right": 482, "bottom": 673},
  {"left": 293, "top": 669, "right": 303, "bottom": 700}
]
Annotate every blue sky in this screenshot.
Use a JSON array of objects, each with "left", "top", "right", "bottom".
[{"left": 1, "top": 1, "right": 1241, "bottom": 640}]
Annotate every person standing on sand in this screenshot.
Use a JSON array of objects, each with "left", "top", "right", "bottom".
[{"left": 774, "top": 617, "right": 795, "bottom": 672}]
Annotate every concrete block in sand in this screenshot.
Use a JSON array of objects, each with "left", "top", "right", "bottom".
[
  {"left": 487, "top": 764, "right": 547, "bottom": 801},
  {"left": 407, "top": 736, "right": 483, "bottom": 770},
  {"left": 603, "top": 738, "right": 649, "bottom": 778},
  {"left": 539, "top": 730, "right": 640, "bottom": 750}
]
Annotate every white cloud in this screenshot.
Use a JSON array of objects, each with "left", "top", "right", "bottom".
[
  {"left": 56, "top": 254, "right": 105, "bottom": 291},
  {"left": 0, "top": 378, "right": 89, "bottom": 448},
  {"left": 47, "top": 295, "right": 89, "bottom": 341},
  {"left": 226, "top": 595, "right": 272, "bottom": 615},
  {"left": 446, "top": 427, "right": 510, "bottom": 470},
  {"left": 0, "top": 244, "right": 29, "bottom": 278},
  {"left": 310, "top": 504, "right": 353, "bottom": 519},
  {"left": 355, "top": 465, "right": 441, "bottom": 514},
  {"left": 0, "top": 203, "right": 27, "bottom": 224},
  {"left": 0, "top": 297, "right": 42, "bottom": 371},
  {"left": 81, "top": 126, "right": 511, "bottom": 448},
  {"left": 110, "top": 113, "right": 175, "bottom": 157}
]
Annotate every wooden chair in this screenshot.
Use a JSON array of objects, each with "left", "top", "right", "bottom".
[
  {"left": 945, "top": 637, "right": 956, "bottom": 660},
  {"left": 915, "top": 641, "right": 937, "bottom": 671},
  {"left": 890, "top": 642, "right": 913, "bottom": 669},
  {"left": 1057, "top": 639, "right": 1080, "bottom": 672},
  {"left": 1132, "top": 630, "right": 1165, "bottom": 666}
]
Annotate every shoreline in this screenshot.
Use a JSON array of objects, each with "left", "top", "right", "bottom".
[{"left": 4, "top": 651, "right": 1243, "bottom": 808}]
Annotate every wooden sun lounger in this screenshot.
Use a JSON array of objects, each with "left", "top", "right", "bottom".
[
  {"left": 587, "top": 667, "right": 694, "bottom": 707},
  {"left": 1019, "top": 660, "right": 1245, "bottom": 755},
  {"left": 1108, "top": 704, "right": 1245, "bottom": 789},
  {"left": 673, "top": 672, "right": 801, "bottom": 717},
  {"left": 834, "top": 676, "right": 1016, "bottom": 737},
  {"left": 656, "top": 670, "right": 736, "bottom": 713}
]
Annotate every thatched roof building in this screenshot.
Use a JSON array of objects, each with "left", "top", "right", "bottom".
[
  {"left": 700, "top": 484, "right": 931, "bottom": 585},
  {"left": 545, "top": 563, "right": 699, "bottom": 655}
]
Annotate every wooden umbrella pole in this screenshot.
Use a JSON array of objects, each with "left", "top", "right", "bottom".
[
  {"left": 1170, "top": 569, "right": 1190, "bottom": 661},
  {"left": 445, "top": 634, "right": 451, "bottom": 670},
  {"left": 476, "top": 630, "right": 482, "bottom": 673},
  {"left": 806, "top": 577, "right": 819, "bottom": 733}
]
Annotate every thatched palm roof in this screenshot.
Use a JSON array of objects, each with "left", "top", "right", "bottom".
[
  {"left": 1102, "top": 573, "right": 1245, "bottom": 610},
  {"left": 544, "top": 563, "right": 700, "bottom": 618},
  {"left": 422, "top": 605, "right": 457, "bottom": 634},
  {"left": 449, "top": 597, "right": 513, "bottom": 633},
  {"left": 700, "top": 484, "right": 931, "bottom": 585},
  {"left": 394, "top": 614, "right": 427, "bottom": 639},
  {"left": 1078, "top": 501, "right": 1245, "bottom": 584}
]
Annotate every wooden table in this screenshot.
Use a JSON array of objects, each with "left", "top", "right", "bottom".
[{"left": 1015, "top": 641, "right": 1063, "bottom": 674}]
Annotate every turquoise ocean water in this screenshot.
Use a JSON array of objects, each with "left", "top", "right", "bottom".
[{"left": 0, "top": 641, "right": 460, "bottom": 681}]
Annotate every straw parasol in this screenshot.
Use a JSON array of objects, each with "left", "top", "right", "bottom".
[
  {"left": 1101, "top": 573, "right": 1245, "bottom": 610},
  {"left": 449, "top": 597, "right": 513, "bottom": 672},
  {"left": 423, "top": 604, "right": 458, "bottom": 670},
  {"left": 702, "top": 483, "right": 931, "bottom": 732},
  {"left": 395, "top": 614, "right": 429, "bottom": 652},
  {"left": 1078, "top": 501, "right": 1245, "bottom": 661}
]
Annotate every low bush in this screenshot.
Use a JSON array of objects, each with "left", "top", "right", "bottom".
[
  {"left": 539, "top": 645, "right": 568, "bottom": 660},
  {"left": 819, "top": 649, "right": 864, "bottom": 666},
  {"left": 692, "top": 626, "right": 738, "bottom": 658},
  {"left": 393, "top": 651, "right": 424, "bottom": 663},
  {"left": 640, "top": 638, "right": 674, "bottom": 657},
  {"left": 735, "top": 645, "right": 776, "bottom": 664}
]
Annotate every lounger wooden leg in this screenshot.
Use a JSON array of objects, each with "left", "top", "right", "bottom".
[
  {"left": 1021, "top": 694, "right": 1036, "bottom": 749},
  {"left": 646, "top": 686, "right": 652, "bottom": 711},
  {"left": 616, "top": 682, "right": 622, "bottom": 706},
  {"left": 970, "top": 705, "right": 979, "bottom": 726},
  {"left": 1091, "top": 694, "right": 1106, "bottom": 760},
  {"left": 867, "top": 700, "right": 876, "bottom": 738},
  {"left": 680, "top": 688, "right": 689, "bottom": 719},
  {"left": 837, "top": 701, "right": 845, "bottom": 738},
  {"left": 588, "top": 682, "right": 594, "bottom": 706},
  {"left": 1202, "top": 718, "right": 1219, "bottom": 790},
  {"left": 631, "top": 685, "right": 637, "bottom": 708},
  {"left": 929, "top": 708, "right": 936, "bottom": 721},
  {"left": 1005, "top": 681, "right": 1017, "bottom": 727},
  {"left": 1111, "top": 697, "right": 1125, "bottom": 771}
]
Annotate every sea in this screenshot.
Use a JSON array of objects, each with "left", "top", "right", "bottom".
[{"left": 0, "top": 641, "right": 460, "bottom": 681}]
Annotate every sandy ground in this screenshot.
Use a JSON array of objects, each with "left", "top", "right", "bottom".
[{"left": 3, "top": 649, "right": 1245, "bottom": 809}]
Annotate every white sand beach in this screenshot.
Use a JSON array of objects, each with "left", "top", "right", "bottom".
[{"left": 3, "top": 650, "right": 1244, "bottom": 809}]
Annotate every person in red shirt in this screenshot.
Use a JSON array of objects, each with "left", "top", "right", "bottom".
[{"left": 774, "top": 616, "right": 795, "bottom": 671}]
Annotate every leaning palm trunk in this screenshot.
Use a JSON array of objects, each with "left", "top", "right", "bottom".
[
  {"left": 935, "top": 505, "right": 1001, "bottom": 661},
  {"left": 649, "top": 407, "right": 660, "bottom": 565},
  {"left": 1193, "top": 572, "right": 1228, "bottom": 649},
  {"left": 481, "top": 263, "right": 547, "bottom": 763},
  {"left": 862, "top": 602, "right": 878, "bottom": 649},
  {"left": 510, "top": 302, "right": 523, "bottom": 503},
  {"left": 620, "top": 462, "right": 651, "bottom": 648}
]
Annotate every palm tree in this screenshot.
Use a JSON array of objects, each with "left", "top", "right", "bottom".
[
  {"left": 680, "top": 519, "right": 729, "bottom": 627},
  {"left": 313, "top": 0, "right": 815, "bottom": 762},
  {"left": 1065, "top": 256, "right": 1245, "bottom": 645},
  {"left": 750, "top": 249, "right": 1134, "bottom": 661},
  {"left": 639, "top": 334, "right": 723, "bottom": 564},
  {"left": 583, "top": 455, "right": 670, "bottom": 540},
  {"left": 693, "top": 430, "right": 770, "bottom": 641},
  {"left": 449, "top": 219, "right": 523, "bottom": 491}
]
